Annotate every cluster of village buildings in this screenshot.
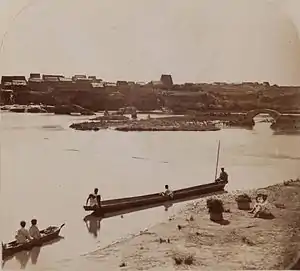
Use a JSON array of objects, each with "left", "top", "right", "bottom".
[
  {"left": 0, "top": 73, "right": 174, "bottom": 93},
  {"left": 1, "top": 71, "right": 282, "bottom": 96}
]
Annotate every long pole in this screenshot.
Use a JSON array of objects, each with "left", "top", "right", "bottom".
[{"left": 214, "top": 140, "right": 221, "bottom": 180}]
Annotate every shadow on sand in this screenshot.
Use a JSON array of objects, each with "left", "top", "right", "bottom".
[{"left": 213, "top": 219, "right": 230, "bottom": 226}]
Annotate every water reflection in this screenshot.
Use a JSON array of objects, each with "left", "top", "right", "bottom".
[
  {"left": 2, "top": 237, "right": 64, "bottom": 270},
  {"left": 82, "top": 202, "right": 173, "bottom": 237},
  {"left": 2, "top": 250, "right": 33, "bottom": 270},
  {"left": 15, "top": 251, "right": 30, "bottom": 269},
  {"left": 163, "top": 202, "right": 173, "bottom": 211},
  {"left": 41, "top": 125, "right": 65, "bottom": 130},
  {"left": 273, "top": 130, "right": 300, "bottom": 135},
  {"left": 83, "top": 215, "right": 102, "bottom": 238},
  {"left": 30, "top": 246, "right": 41, "bottom": 264}
]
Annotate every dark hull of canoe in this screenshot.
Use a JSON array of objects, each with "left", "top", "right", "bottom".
[
  {"left": 102, "top": 190, "right": 227, "bottom": 219},
  {"left": 83, "top": 181, "right": 227, "bottom": 215},
  {"left": 2, "top": 224, "right": 65, "bottom": 259}
]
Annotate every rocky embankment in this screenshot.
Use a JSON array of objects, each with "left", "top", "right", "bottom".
[
  {"left": 180, "top": 113, "right": 255, "bottom": 128},
  {"left": 70, "top": 116, "right": 220, "bottom": 132},
  {"left": 115, "top": 119, "right": 220, "bottom": 132},
  {"left": 70, "top": 115, "right": 130, "bottom": 131},
  {"left": 89, "top": 179, "right": 300, "bottom": 270},
  {"left": 69, "top": 112, "right": 260, "bottom": 132},
  {"left": 226, "top": 118, "right": 255, "bottom": 128},
  {"left": 90, "top": 115, "right": 130, "bottom": 121}
]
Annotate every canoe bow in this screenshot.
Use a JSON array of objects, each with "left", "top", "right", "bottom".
[{"left": 59, "top": 223, "right": 65, "bottom": 230}]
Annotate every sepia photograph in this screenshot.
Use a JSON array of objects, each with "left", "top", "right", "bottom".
[{"left": 0, "top": 0, "right": 300, "bottom": 270}]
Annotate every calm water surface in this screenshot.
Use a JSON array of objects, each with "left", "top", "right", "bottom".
[{"left": 0, "top": 113, "right": 299, "bottom": 270}]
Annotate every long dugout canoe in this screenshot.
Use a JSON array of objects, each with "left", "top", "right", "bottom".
[{"left": 83, "top": 180, "right": 228, "bottom": 215}]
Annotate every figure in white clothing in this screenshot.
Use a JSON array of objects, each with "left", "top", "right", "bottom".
[
  {"left": 15, "top": 221, "right": 31, "bottom": 244},
  {"left": 29, "top": 219, "right": 41, "bottom": 239},
  {"left": 161, "top": 185, "right": 174, "bottom": 198},
  {"left": 86, "top": 188, "right": 101, "bottom": 207}
]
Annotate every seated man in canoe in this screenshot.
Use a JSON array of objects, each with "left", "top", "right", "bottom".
[
  {"left": 15, "top": 221, "right": 32, "bottom": 244},
  {"left": 215, "top": 167, "right": 228, "bottom": 182},
  {"left": 29, "top": 219, "right": 41, "bottom": 239},
  {"left": 86, "top": 188, "right": 101, "bottom": 207},
  {"left": 160, "top": 185, "right": 174, "bottom": 199},
  {"left": 86, "top": 194, "right": 98, "bottom": 207}
]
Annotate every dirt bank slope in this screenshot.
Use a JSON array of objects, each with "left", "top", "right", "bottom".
[{"left": 88, "top": 180, "right": 300, "bottom": 270}]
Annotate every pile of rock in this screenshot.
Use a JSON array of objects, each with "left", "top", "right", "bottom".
[
  {"left": 115, "top": 119, "right": 220, "bottom": 132},
  {"left": 70, "top": 116, "right": 221, "bottom": 132},
  {"left": 69, "top": 121, "right": 107, "bottom": 131},
  {"left": 90, "top": 115, "right": 129, "bottom": 121}
]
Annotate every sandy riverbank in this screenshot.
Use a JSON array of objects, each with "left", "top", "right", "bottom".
[{"left": 88, "top": 180, "right": 300, "bottom": 270}]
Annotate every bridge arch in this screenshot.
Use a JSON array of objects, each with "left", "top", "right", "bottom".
[{"left": 245, "top": 109, "right": 281, "bottom": 121}]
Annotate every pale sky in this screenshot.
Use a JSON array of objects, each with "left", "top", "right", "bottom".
[{"left": 1, "top": 0, "right": 300, "bottom": 84}]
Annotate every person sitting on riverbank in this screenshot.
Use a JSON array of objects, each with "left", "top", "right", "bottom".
[
  {"left": 216, "top": 167, "right": 228, "bottom": 182},
  {"left": 249, "top": 194, "right": 268, "bottom": 217},
  {"left": 160, "top": 185, "right": 174, "bottom": 198},
  {"left": 29, "top": 219, "right": 41, "bottom": 239},
  {"left": 15, "top": 221, "right": 32, "bottom": 244}
]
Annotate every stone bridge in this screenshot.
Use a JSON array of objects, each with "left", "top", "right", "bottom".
[
  {"left": 245, "top": 108, "right": 282, "bottom": 121},
  {"left": 243, "top": 109, "right": 300, "bottom": 129},
  {"left": 227, "top": 108, "right": 300, "bottom": 129}
]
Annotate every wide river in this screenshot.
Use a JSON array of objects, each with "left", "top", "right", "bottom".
[{"left": 0, "top": 112, "right": 299, "bottom": 271}]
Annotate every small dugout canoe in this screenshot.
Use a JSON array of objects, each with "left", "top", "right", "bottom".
[{"left": 2, "top": 224, "right": 65, "bottom": 260}]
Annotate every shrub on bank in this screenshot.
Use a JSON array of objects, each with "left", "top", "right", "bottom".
[{"left": 206, "top": 198, "right": 224, "bottom": 213}]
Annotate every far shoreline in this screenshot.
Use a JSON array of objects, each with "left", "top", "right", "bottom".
[{"left": 1, "top": 107, "right": 300, "bottom": 134}]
